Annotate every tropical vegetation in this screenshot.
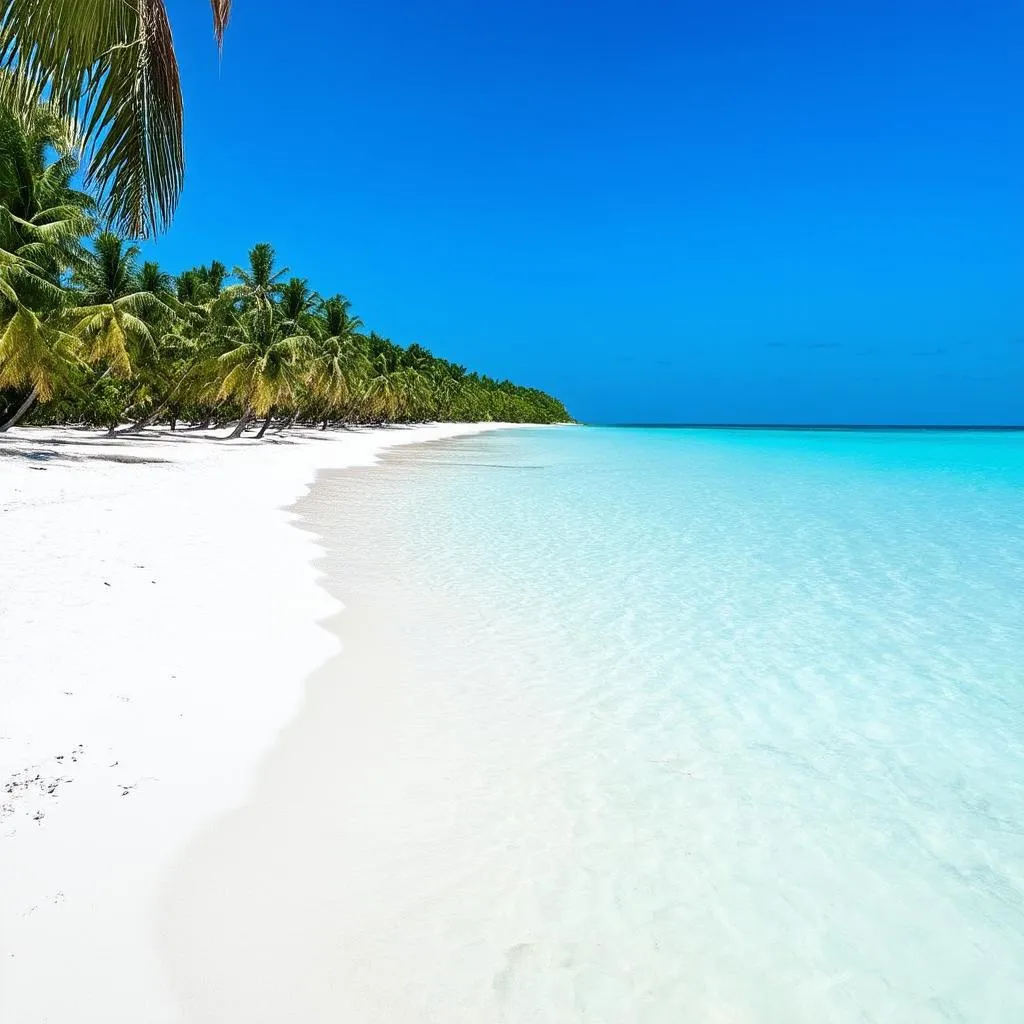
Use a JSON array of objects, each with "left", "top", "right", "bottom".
[
  {"left": 0, "top": 93, "right": 570, "bottom": 434},
  {"left": 1, "top": 0, "right": 233, "bottom": 237}
]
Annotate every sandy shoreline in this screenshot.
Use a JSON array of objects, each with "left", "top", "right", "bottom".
[
  {"left": 0, "top": 422, "right": 516, "bottom": 1024},
  {"left": 157, "top": 441, "right": 570, "bottom": 1022}
]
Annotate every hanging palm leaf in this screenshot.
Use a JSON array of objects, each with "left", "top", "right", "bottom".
[{"left": 0, "top": 0, "right": 233, "bottom": 237}]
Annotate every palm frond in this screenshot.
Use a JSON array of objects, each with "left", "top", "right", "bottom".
[
  {"left": 0, "top": 303, "right": 81, "bottom": 399},
  {"left": 0, "top": 0, "right": 232, "bottom": 237},
  {"left": 210, "top": 0, "right": 232, "bottom": 54}
]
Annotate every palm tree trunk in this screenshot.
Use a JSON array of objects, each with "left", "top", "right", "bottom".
[
  {"left": 127, "top": 404, "right": 165, "bottom": 433},
  {"left": 255, "top": 406, "right": 275, "bottom": 439},
  {"left": 228, "top": 407, "right": 253, "bottom": 439},
  {"left": 125, "top": 363, "right": 196, "bottom": 432},
  {"left": 0, "top": 387, "right": 39, "bottom": 433}
]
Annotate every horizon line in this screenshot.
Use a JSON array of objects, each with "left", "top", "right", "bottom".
[{"left": 596, "top": 423, "right": 1024, "bottom": 432}]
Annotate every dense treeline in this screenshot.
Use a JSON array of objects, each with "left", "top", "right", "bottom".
[{"left": 0, "top": 94, "right": 570, "bottom": 436}]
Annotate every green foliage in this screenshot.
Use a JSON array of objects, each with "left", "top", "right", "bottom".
[
  {"left": 0, "top": 94, "right": 571, "bottom": 433},
  {"left": 0, "top": 1, "right": 232, "bottom": 237},
  {"left": 0, "top": 90, "right": 93, "bottom": 424}
]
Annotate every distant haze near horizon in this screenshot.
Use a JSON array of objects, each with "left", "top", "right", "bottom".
[{"left": 152, "top": 0, "right": 1022, "bottom": 424}]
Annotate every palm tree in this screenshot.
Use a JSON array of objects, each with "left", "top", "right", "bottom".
[
  {"left": 305, "top": 296, "right": 369, "bottom": 427},
  {"left": 0, "top": 93, "right": 94, "bottom": 430},
  {"left": 278, "top": 277, "right": 319, "bottom": 332},
  {"left": 320, "top": 294, "right": 363, "bottom": 344},
  {"left": 403, "top": 343, "right": 433, "bottom": 371},
  {"left": 362, "top": 353, "right": 431, "bottom": 423},
  {"left": 176, "top": 260, "right": 227, "bottom": 305},
  {"left": 0, "top": 1, "right": 233, "bottom": 237},
  {"left": 0, "top": 304, "right": 81, "bottom": 429},
  {"left": 124, "top": 259, "right": 235, "bottom": 430},
  {"left": 216, "top": 304, "right": 311, "bottom": 438},
  {"left": 205, "top": 260, "right": 228, "bottom": 297},
  {"left": 69, "top": 231, "right": 171, "bottom": 378},
  {"left": 223, "top": 242, "right": 288, "bottom": 312},
  {"left": 112, "top": 260, "right": 188, "bottom": 429},
  {"left": 427, "top": 364, "right": 462, "bottom": 420},
  {"left": 139, "top": 260, "right": 176, "bottom": 303}
]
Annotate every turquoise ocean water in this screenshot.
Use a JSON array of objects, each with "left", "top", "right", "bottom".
[{"left": 360, "top": 425, "right": 1024, "bottom": 1022}]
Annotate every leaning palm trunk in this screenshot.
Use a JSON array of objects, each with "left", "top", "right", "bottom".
[
  {"left": 0, "top": 386, "right": 37, "bottom": 432},
  {"left": 127, "top": 405, "right": 163, "bottom": 433},
  {"left": 124, "top": 362, "right": 197, "bottom": 432},
  {"left": 255, "top": 405, "right": 275, "bottom": 439},
  {"left": 227, "top": 405, "right": 253, "bottom": 438}
]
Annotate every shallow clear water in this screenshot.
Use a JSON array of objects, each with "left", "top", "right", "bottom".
[
  {"left": 166, "top": 426, "right": 1024, "bottom": 1023},
  {"left": 359, "top": 427, "right": 1024, "bottom": 1021}
]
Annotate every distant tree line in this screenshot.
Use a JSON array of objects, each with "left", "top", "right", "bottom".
[{"left": 0, "top": 90, "right": 570, "bottom": 436}]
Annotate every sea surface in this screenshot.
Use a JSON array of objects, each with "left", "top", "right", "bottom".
[{"left": 163, "top": 426, "right": 1024, "bottom": 1023}]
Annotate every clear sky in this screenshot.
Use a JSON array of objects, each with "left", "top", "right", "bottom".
[{"left": 151, "top": 0, "right": 1023, "bottom": 424}]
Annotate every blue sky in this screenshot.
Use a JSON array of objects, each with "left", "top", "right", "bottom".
[{"left": 152, "top": 0, "right": 1024, "bottom": 424}]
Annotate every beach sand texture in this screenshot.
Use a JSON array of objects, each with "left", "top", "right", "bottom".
[{"left": 0, "top": 423, "right": 510, "bottom": 1024}]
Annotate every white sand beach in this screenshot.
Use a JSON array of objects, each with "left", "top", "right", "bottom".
[{"left": 0, "top": 422, "right": 511, "bottom": 1024}]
